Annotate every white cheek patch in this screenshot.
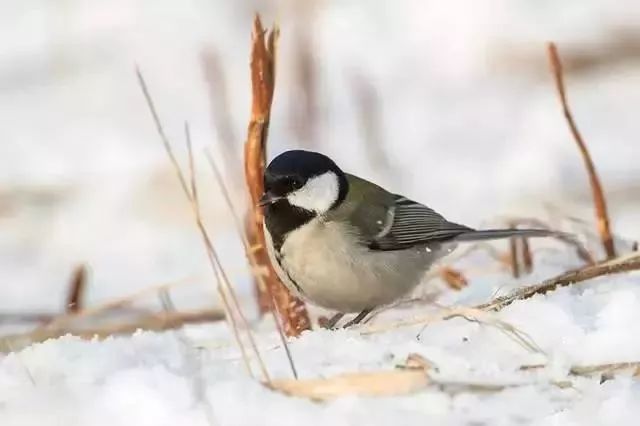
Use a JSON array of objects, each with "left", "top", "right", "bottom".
[{"left": 287, "top": 172, "right": 339, "bottom": 214}]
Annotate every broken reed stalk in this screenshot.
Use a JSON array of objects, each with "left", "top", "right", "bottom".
[
  {"left": 205, "top": 151, "right": 299, "bottom": 379},
  {"left": 136, "top": 69, "right": 269, "bottom": 382},
  {"left": 244, "top": 15, "right": 311, "bottom": 336},
  {"left": 547, "top": 42, "right": 615, "bottom": 259},
  {"left": 477, "top": 252, "right": 640, "bottom": 311},
  {"left": 65, "top": 264, "right": 87, "bottom": 313}
]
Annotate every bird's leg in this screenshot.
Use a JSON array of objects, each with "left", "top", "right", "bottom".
[
  {"left": 342, "top": 309, "right": 372, "bottom": 328},
  {"left": 322, "top": 312, "right": 345, "bottom": 329}
]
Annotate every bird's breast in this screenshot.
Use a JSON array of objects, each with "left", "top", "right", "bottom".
[{"left": 265, "top": 218, "right": 437, "bottom": 313}]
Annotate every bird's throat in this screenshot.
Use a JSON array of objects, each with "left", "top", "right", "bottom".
[{"left": 264, "top": 201, "right": 315, "bottom": 252}]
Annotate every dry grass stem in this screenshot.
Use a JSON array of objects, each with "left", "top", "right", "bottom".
[
  {"left": 136, "top": 68, "right": 269, "bottom": 382},
  {"left": 521, "top": 237, "right": 533, "bottom": 273},
  {"left": 65, "top": 264, "right": 87, "bottom": 313},
  {"left": 569, "top": 362, "right": 640, "bottom": 378},
  {"left": 547, "top": 42, "right": 615, "bottom": 259},
  {"left": 508, "top": 228, "right": 521, "bottom": 278},
  {"left": 183, "top": 122, "right": 270, "bottom": 382},
  {"left": 477, "top": 252, "right": 640, "bottom": 311},
  {"left": 0, "top": 308, "right": 225, "bottom": 353},
  {"left": 244, "top": 14, "right": 311, "bottom": 335},
  {"left": 40, "top": 276, "right": 196, "bottom": 331},
  {"left": 362, "top": 307, "right": 542, "bottom": 354},
  {"left": 205, "top": 150, "right": 299, "bottom": 379}
]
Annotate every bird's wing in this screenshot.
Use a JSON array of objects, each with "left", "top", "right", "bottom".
[
  {"left": 368, "top": 195, "right": 473, "bottom": 251},
  {"left": 329, "top": 174, "right": 472, "bottom": 251}
]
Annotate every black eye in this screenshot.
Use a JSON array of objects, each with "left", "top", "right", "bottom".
[{"left": 287, "top": 176, "right": 303, "bottom": 189}]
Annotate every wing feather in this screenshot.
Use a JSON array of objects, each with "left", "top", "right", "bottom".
[{"left": 369, "top": 195, "right": 472, "bottom": 250}]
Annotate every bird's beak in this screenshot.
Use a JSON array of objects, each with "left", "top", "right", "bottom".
[{"left": 258, "top": 191, "right": 282, "bottom": 207}]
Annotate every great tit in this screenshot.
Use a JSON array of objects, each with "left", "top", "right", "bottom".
[{"left": 260, "top": 150, "right": 558, "bottom": 328}]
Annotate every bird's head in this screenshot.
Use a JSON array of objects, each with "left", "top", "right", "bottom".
[{"left": 260, "top": 150, "right": 349, "bottom": 216}]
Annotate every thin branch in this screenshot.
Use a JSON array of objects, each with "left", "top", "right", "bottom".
[
  {"left": 477, "top": 252, "right": 640, "bottom": 311},
  {"left": 1, "top": 308, "right": 225, "bottom": 353},
  {"left": 547, "top": 42, "right": 615, "bottom": 259}
]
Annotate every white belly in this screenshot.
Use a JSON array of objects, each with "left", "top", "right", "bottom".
[{"left": 264, "top": 218, "right": 441, "bottom": 313}]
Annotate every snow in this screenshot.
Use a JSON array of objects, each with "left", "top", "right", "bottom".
[
  {"left": 2, "top": 0, "right": 640, "bottom": 424},
  {"left": 2, "top": 266, "right": 640, "bottom": 425}
]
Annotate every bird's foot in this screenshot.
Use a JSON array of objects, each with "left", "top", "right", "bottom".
[
  {"left": 342, "top": 309, "right": 372, "bottom": 328},
  {"left": 320, "top": 312, "right": 345, "bottom": 330}
]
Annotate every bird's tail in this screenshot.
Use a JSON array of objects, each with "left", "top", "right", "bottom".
[{"left": 453, "top": 228, "right": 564, "bottom": 242}]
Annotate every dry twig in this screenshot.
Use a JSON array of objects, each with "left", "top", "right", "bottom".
[
  {"left": 65, "top": 264, "right": 87, "bottom": 313},
  {"left": 0, "top": 308, "right": 225, "bottom": 353},
  {"left": 508, "top": 217, "right": 595, "bottom": 265},
  {"left": 477, "top": 252, "right": 640, "bottom": 311},
  {"left": 547, "top": 42, "right": 615, "bottom": 259}
]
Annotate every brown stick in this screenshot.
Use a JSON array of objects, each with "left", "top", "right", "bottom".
[
  {"left": 477, "top": 252, "right": 640, "bottom": 311},
  {"left": 521, "top": 237, "right": 533, "bottom": 274},
  {"left": 0, "top": 308, "right": 225, "bottom": 353},
  {"left": 508, "top": 234, "right": 521, "bottom": 279},
  {"left": 508, "top": 217, "right": 595, "bottom": 265},
  {"left": 65, "top": 264, "right": 87, "bottom": 313},
  {"left": 547, "top": 42, "right": 615, "bottom": 259},
  {"left": 244, "top": 15, "right": 310, "bottom": 336}
]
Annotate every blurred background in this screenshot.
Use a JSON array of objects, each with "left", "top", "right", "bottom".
[{"left": 1, "top": 0, "right": 639, "bottom": 322}]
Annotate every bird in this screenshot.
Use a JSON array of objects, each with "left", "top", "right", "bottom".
[{"left": 259, "top": 149, "right": 559, "bottom": 328}]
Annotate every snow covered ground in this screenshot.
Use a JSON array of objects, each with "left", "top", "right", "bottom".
[
  {"left": 1, "top": 0, "right": 640, "bottom": 424},
  {"left": 3, "top": 257, "right": 640, "bottom": 425}
]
